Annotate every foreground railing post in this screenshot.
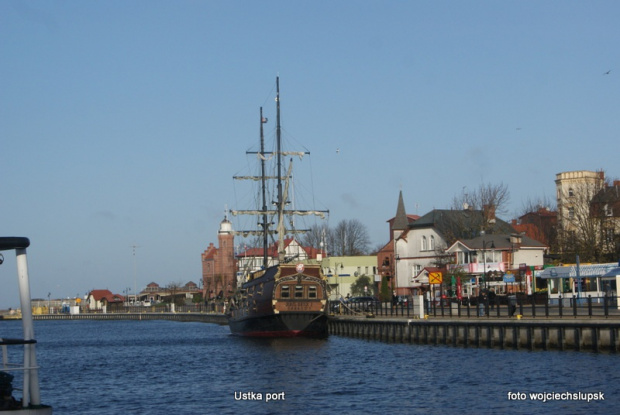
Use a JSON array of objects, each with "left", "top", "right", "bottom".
[
  {"left": 16, "top": 247, "right": 41, "bottom": 407},
  {"left": 572, "top": 295, "right": 578, "bottom": 317}
]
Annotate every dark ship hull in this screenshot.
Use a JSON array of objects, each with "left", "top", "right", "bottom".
[{"left": 228, "top": 264, "right": 328, "bottom": 338}]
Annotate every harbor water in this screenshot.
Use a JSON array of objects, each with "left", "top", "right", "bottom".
[{"left": 1, "top": 319, "right": 618, "bottom": 414}]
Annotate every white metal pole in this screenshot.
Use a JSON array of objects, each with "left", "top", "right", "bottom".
[{"left": 16, "top": 248, "right": 41, "bottom": 406}]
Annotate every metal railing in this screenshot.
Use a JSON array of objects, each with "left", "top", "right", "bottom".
[{"left": 328, "top": 294, "right": 620, "bottom": 319}]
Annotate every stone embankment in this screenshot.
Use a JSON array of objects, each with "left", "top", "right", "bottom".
[{"left": 328, "top": 315, "right": 620, "bottom": 352}]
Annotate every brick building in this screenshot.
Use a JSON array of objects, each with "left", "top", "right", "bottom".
[{"left": 201, "top": 215, "right": 236, "bottom": 300}]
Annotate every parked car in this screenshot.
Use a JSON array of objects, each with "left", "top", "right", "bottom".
[{"left": 348, "top": 296, "right": 380, "bottom": 312}]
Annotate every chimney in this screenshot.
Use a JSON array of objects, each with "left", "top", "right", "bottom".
[{"left": 483, "top": 204, "right": 496, "bottom": 224}]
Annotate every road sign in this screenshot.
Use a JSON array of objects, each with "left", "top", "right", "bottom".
[{"left": 429, "top": 272, "right": 443, "bottom": 284}]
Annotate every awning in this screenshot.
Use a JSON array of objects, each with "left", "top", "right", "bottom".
[
  {"left": 539, "top": 263, "right": 618, "bottom": 279},
  {"left": 602, "top": 267, "right": 620, "bottom": 278}
]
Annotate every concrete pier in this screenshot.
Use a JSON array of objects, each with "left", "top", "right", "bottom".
[
  {"left": 30, "top": 312, "right": 228, "bottom": 325},
  {"left": 328, "top": 316, "right": 620, "bottom": 352}
]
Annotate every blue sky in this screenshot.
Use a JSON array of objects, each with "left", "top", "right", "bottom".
[{"left": 1, "top": 1, "right": 618, "bottom": 308}]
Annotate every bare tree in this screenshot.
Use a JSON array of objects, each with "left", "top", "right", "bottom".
[
  {"left": 301, "top": 223, "right": 333, "bottom": 255},
  {"left": 557, "top": 177, "right": 607, "bottom": 262},
  {"left": 332, "top": 219, "right": 370, "bottom": 256},
  {"left": 452, "top": 182, "right": 510, "bottom": 218},
  {"left": 166, "top": 281, "right": 185, "bottom": 307}
]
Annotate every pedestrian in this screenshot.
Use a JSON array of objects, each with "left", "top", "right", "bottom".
[
  {"left": 478, "top": 292, "right": 486, "bottom": 316},
  {"left": 425, "top": 289, "right": 431, "bottom": 314},
  {"left": 488, "top": 289, "right": 496, "bottom": 311},
  {"left": 508, "top": 293, "right": 517, "bottom": 317}
]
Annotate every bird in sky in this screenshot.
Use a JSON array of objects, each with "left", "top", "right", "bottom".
[{"left": 603, "top": 70, "right": 611, "bottom": 75}]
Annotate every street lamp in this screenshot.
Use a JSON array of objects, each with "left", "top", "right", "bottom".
[{"left": 481, "top": 236, "right": 495, "bottom": 292}]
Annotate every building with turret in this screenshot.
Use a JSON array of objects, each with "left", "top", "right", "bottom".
[{"left": 201, "top": 215, "right": 237, "bottom": 300}]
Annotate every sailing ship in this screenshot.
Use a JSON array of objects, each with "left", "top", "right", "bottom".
[{"left": 227, "top": 77, "right": 329, "bottom": 337}]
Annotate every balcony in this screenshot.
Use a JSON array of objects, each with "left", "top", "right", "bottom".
[{"left": 448, "top": 262, "right": 507, "bottom": 273}]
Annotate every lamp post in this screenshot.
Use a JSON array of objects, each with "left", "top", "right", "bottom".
[{"left": 481, "top": 235, "right": 495, "bottom": 293}]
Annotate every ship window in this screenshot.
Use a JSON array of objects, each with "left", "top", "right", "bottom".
[
  {"left": 308, "top": 286, "right": 317, "bottom": 298},
  {"left": 281, "top": 286, "right": 290, "bottom": 298},
  {"left": 295, "top": 285, "right": 304, "bottom": 298}
]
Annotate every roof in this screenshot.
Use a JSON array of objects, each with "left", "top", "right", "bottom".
[
  {"left": 88, "top": 289, "right": 124, "bottom": 303},
  {"left": 392, "top": 190, "right": 409, "bottom": 231},
  {"left": 202, "top": 243, "right": 218, "bottom": 260},
  {"left": 412, "top": 209, "right": 515, "bottom": 241},
  {"left": 602, "top": 267, "right": 620, "bottom": 277},
  {"left": 449, "top": 234, "right": 547, "bottom": 252},
  {"left": 88, "top": 289, "right": 114, "bottom": 301},
  {"left": 237, "top": 238, "right": 324, "bottom": 259},
  {"left": 539, "top": 263, "right": 619, "bottom": 279},
  {"left": 592, "top": 185, "right": 620, "bottom": 204}
]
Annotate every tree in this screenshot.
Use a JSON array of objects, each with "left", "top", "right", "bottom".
[
  {"left": 379, "top": 276, "right": 390, "bottom": 302},
  {"left": 556, "top": 175, "right": 607, "bottom": 262},
  {"left": 350, "top": 275, "right": 375, "bottom": 297},
  {"left": 332, "top": 219, "right": 370, "bottom": 256},
  {"left": 301, "top": 219, "right": 371, "bottom": 256},
  {"left": 166, "top": 281, "right": 185, "bottom": 307},
  {"left": 301, "top": 223, "right": 333, "bottom": 255},
  {"left": 452, "top": 182, "right": 510, "bottom": 222}
]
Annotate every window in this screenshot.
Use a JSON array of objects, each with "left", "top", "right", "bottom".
[
  {"left": 604, "top": 228, "right": 615, "bottom": 244},
  {"left": 604, "top": 204, "right": 613, "bottom": 217},
  {"left": 483, "top": 250, "right": 496, "bottom": 263},
  {"left": 457, "top": 251, "right": 471, "bottom": 264},
  {"left": 429, "top": 235, "right": 435, "bottom": 251},
  {"left": 568, "top": 188, "right": 574, "bottom": 197},
  {"left": 295, "top": 285, "right": 304, "bottom": 298},
  {"left": 568, "top": 207, "right": 575, "bottom": 219},
  {"left": 421, "top": 236, "right": 428, "bottom": 251},
  {"left": 308, "top": 286, "right": 317, "bottom": 299},
  {"left": 281, "top": 286, "right": 290, "bottom": 298}
]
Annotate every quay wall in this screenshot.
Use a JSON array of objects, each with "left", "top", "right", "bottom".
[
  {"left": 328, "top": 317, "right": 620, "bottom": 353},
  {"left": 30, "top": 312, "right": 228, "bottom": 325}
]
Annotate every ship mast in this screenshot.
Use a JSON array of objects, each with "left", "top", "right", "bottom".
[
  {"left": 231, "top": 77, "right": 329, "bottom": 268},
  {"left": 260, "top": 107, "right": 269, "bottom": 269},
  {"left": 275, "top": 76, "right": 286, "bottom": 263}
]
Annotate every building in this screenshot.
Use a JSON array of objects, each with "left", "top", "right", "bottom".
[
  {"left": 446, "top": 233, "right": 547, "bottom": 297},
  {"left": 201, "top": 215, "right": 236, "bottom": 300},
  {"left": 538, "top": 262, "right": 620, "bottom": 308},
  {"left": 139, "top": 281, "right": 201, "bottom": 304},
  {"left": 236, "top": 238, "right": 324, "bottom": 276},
  {"left": 514, "top": 207, "right": 558, "bottom": 248},
  {"left": 390, "top": 192, "right": 515, "bottom": 296},
  {"left": 321, "top": 255, "right": 378, "bottom": 300},
  {"left": 555, "top": 170, "right": 605, "bottom": 252},
  {"left": 86, "top": 289, "right": 124, "bottom": 312},
  {"left": 590, "top": 180, "right": 620, "bottom": 259},
  {"left": 555, "top": 170, "right": 620, "bottom": 261},
  {"left": 376, "top": 191, "right": 413, "bottom": 299}
]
